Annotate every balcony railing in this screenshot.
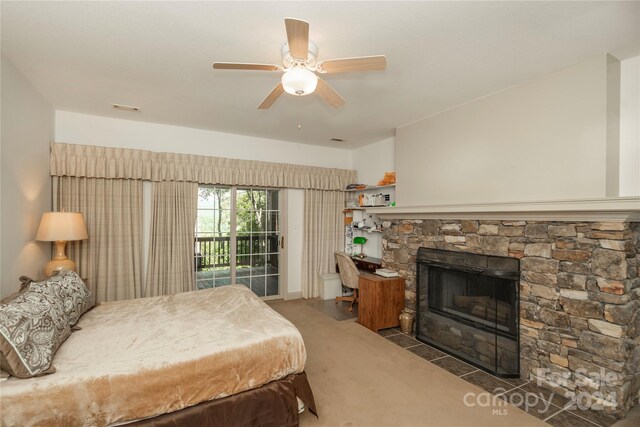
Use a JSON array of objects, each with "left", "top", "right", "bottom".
[{"left": 194, "top": 235, "right": 278, "bottom": 271}]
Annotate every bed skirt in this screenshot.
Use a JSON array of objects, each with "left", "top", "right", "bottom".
[{"left": 128, "top": 372, "right": 317, "bottom": 427}]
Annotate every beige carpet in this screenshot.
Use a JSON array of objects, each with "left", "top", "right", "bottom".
[{"left": 269, "top": 299, "right": 548, "bottom": 427}]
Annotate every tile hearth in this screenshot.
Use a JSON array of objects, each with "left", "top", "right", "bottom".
[{"left": 380, "top": 327, "right": 617, "bottom": 427}]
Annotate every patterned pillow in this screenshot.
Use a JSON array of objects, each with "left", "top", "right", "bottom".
[
  {"left": 0, "top": 289, "right": 71, "bottom": 378},
  {"left": 29, "top": 271, "right": 94, "bottom": 327}
]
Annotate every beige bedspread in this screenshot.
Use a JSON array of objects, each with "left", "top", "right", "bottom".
[{"left": 0, "top": 285, "right": 307, "bottom": 426}]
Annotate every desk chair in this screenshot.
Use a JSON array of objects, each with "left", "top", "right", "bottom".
[{"left": 335, "top": 252, "right": 360, "bottom": 312}]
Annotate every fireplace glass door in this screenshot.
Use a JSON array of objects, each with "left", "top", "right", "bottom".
[
  {"left": 427, "top": 267, "right": 517, "bottom": 338},
  {"left": 416, "top": 248, "right": 520, "bottom": 377}
]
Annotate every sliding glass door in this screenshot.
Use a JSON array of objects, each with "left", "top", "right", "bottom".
[
  {"left": 195, "top": 186, "right": 282, "bottom": 299},
  {"left": 195, "top": 187, "right": 232, "bottom": 288}
]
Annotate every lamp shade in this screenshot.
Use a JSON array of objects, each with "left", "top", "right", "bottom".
[
  {"left": 281, "top": 67, "right": 318, "bottom": 96},
  {"left": 353, "top": 237, "right": 368, "bottom": 245},
  {"left": 36, "top": 212, "right": 88, "bottom": 242}
]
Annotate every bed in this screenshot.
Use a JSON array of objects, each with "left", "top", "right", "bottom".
[{"left": 0, "top": 284, "right": 316, "bottom": 426}]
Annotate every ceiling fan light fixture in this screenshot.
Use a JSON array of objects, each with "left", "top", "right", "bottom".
[
  {"left": 281, "top": 67, "right": 318, "bottom": 96},
  {"left": 212, "top": 18, "right": 386, "bottom": 109}
]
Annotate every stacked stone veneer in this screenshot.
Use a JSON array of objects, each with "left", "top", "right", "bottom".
[{"left": 381, "top": 219, "right": 640, "bottom": 418}]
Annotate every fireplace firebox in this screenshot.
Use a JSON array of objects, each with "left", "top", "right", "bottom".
[{"left": 416, "top": 248, "right": 519, "bottom": 377}]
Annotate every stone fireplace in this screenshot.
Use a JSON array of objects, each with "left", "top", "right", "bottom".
[
  {"left": 380, "top": 217, "right": 640, "bottom": 419},
  {"left": 416, "top": 248, "right": 520, "bottom": 377}
]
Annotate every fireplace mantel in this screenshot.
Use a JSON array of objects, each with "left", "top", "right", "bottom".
[{"left": 366, "top": 197, "right": 640, "bottom": 222}]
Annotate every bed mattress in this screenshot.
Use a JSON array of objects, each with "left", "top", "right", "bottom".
[{"left": 0, "top": 285, "right": 307, "bottom": 426}]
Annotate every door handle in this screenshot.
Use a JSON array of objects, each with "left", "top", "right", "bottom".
[{"left": 280, "top": 236, "right": 285, "bottom": 249}]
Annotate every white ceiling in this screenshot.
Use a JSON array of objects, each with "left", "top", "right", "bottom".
[{"left": 2, "top": 1, "right": 638, "bottom": 148}]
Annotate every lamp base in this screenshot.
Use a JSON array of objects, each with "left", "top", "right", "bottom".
[
  {"left": 44, "top": 240, "right": 77, "bottom": 278},
  {"left": 44, "top": 258, "right": 77, "bottom": 278}
]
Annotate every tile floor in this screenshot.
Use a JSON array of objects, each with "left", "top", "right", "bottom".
[{"left": 379, "top": 327, "right": 618, "bottom": 427}]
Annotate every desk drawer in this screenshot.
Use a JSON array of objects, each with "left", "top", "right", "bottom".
[{"left": 353, "top": 258, "right": 380, "bottom": 273}]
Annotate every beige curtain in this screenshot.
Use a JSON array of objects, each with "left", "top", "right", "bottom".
[
  {"left": 144, "top": 181, "right": 198, "bottom": 297},
  {"left": 301, "top": 190, "right": 345, "bottom": 298},
  {"left": 50, "top": 142, "right": 357, "bottom": 191},
  {"left": 56, "top": 177, "right": 143, "bottom": 302}
]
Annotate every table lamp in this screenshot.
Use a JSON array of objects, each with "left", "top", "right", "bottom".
[
  {"left": 353, "top": 236, "right": 367, "bottom": 259},
  {"left": 36, "top": 212, "right": 88, "bottom": 277}
]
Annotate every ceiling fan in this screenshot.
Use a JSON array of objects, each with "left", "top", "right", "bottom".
[{"left": 212, "top": 18, "right": 387, "bottom": 109}]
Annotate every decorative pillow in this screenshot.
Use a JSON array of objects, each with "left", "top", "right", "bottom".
[
  {"left": 29, "top": 271, "right": 94, "bottom": 327},
  {"left": 0, "top": 289, "right": 71, "bottom": 378}
]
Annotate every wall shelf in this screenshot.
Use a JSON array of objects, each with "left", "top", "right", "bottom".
[
  {"left": 344, "top": 207, "right": 385, "bottom": 258},
  {"left": 345, "top": 184, "right": 396, "bottom": 192},
  {"left": 345, "top": 205, "right": 388, "bottom": 211},
  {"left": 354, "top": 227, "right": 383, "bottom": 233}
]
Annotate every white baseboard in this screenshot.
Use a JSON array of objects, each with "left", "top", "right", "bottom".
[{"left": 286, "top": 291, "right": 302, "bottom": 300}]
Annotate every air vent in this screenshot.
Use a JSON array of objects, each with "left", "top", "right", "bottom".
[
  {"left": 330, "top": 138, "right": 345, "bottom": 142},
  {"left": 111, "top": 103, "right": 140, "bottom": 112}
]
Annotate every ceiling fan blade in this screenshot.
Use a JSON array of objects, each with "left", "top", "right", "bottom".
[
  {"left": 317, "top": 55, "right": 387, "bottom": 73},
  {"left": 257, "top": 83, "right": 285, "bottom": 109},
  {"left": 285, "top": 18, "right": 309, "bottom": 59},
  {"left": 213, "top": 63, "right": 281, "bottom": 71},
  {"left": 316, "top": 79, "right": 345, "bottom": 108}
]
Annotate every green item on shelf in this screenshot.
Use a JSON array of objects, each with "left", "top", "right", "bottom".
[{"left": 353, "top": 236, "right": 368, "bottom": 258}]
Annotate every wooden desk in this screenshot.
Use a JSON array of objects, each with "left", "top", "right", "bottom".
[
  {"left": 357, "top": 273, "right": 405, "bottom": 332},
  {"left": 351, "top": 256, "right": 382, "bottom": 273},
  {"left": 335, "top": 256, "right": 382, "bottom": 276}
]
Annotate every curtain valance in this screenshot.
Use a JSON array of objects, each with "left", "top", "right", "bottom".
[{"left": 50, "top": 142, "right": 356, "bottom": 191}]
